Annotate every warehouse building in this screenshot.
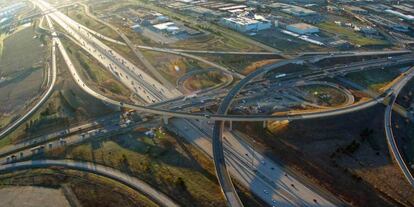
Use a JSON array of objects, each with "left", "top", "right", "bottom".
[
  {"left": 183, "top": 6, "right": 224, "bottom": 20},
  {"left": 268, "top": 3, "right": 317, "bottom": 17},
  {"left": 220, "top": 16, "right": 271, "bottom": 32},
  {"left": 153, "top": 22, "right": 179, "bottom": 33},
  {"left": 286, "top": 23, "right": 319, "bottom": 34},
  {"left": 282, "top": 6, "right": 317, "bottom": 17},
  {"left": 385, "top": 9, "right": 414, "bottom": 21},
  {"left": 345, "top": 6, "right": 368, "bottom": 15}
]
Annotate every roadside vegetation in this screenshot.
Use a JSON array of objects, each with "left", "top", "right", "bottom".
[
  {"left": 91, "top": 0, "right": 267, "bottom": 52},
  {"left": 142, "top": 50, "right": 211, "bottom": 84},
  {"left": 0, "top": 26, "right": 46, "bottom": 133},
  {"left": 393, "top": 78, "right": 414, "bottom": 176},
  {"left": 318, "top": 22, "right": 388, "bottom": 47},
  {"left": 0, "top": 49, "right": 116, "bottom": 149},
  {"left": 0, "top": 169, "right": 157, "bottom": 207},
  {"left": 62, "top": 38, "right": 132, "bottom": 102},
  {"left": 235, "top": 105, "right": 414, "bottom": 206},
  {"left": 300, "top": 85, "right": 348, "bottom": 107},
  {"left": 183, "top": 71, "right": 229, "bottom": 91},
  {"left": 66, "top": 6, "right": 122, "bottom": 41},
  {"left": 200, "top": 54, "right": 282, "bottom": 74},
  {"left": 42, "top": 127, "right": 227, "bottom": 206},
  {"left": 345, "top": 67, "right": 402, "bottom": 91},
  {"left": 32, "top": 124, "right": 266, "bottom": 207},
  {"left": 241, "top": 59, "right": 280, "bottom": 75}
]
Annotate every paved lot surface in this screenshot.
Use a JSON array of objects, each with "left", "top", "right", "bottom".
[{"left": 0, "top": 186, "right": 71, "bottom": 207}]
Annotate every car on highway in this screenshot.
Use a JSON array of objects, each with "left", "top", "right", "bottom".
[{"left": 3, "top": 1, "right": 414, "bottom": 207}]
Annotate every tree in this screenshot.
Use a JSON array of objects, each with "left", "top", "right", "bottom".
[
  {"left": 175, "top": 177, "right": 187, "bottom": 191},
  {"left": 359, "top": 128, "right": 373, "bottom": 141}
]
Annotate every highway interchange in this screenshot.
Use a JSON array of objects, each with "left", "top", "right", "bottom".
[{"left": 0, "top": 0, "right": 414, "bottom": 206}]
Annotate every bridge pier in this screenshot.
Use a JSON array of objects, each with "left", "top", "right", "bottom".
[
  {"left": 263, "top": 121, "right": 267, "bottom": 129},
  {"left": 229, "top": 121, "right": 233, "bottom": 131},
  {"left": 162, "top": 115, "right": 170, "bottom": 125}
]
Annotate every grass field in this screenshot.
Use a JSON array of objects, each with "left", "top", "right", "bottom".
[
  {"left": 236, "top": 105, "right": 414, "bottom": 206},
  {"left": 0, "top": 49, "right": 116, "bottom": 148},
  {"left": 92, "top": 1, "right": 268, "bottom": 52},
  {"left": 300, "top": 85, "right": 348, "bottom": 107},
  {"left": 0, "top": 169, "right": 157, "bottom": 207},
  {"left": 66, "top": 6, "right": 122, "bottom": 41},
  {"left": 142, "top": 50, "right": 211, "bottom": 84},
  {"left": 0, "top": 26, "right": 46, "bottom": 126},
  {"left": 0, "top": 26, "right": 44, "bottom": 75},
  {"left": 318, "top": 22, "right": 388, "bottom": 47},
  {"left": 62, "top": 39, "right": 132, "bottom": 102},
  {"left": 345, "top": 67, "right": 401, "bottom": 91},
  {"left": 43, "top": 128, "right": 228, "bottom": 206},
  {"left": 183, "top": 71, "right": 229, "bottom": 91},
  {"left": 200, "top": 54, "right": 281, "bottom": 74},
  {"left": 393, "top": 79, "right": 414, "bottom": 172}
]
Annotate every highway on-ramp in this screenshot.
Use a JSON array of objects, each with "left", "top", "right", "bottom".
[
  {"left": 211, "top": 53, "right": 414, "bottom": 206},
  {"left": 0, "top": 17, "right": 57, "bottom": 139},
  {"left": 0, "top": 159, "right": 179, "bottom": 207},
  {"left": 384, "top": 66, "right": 414, "bottom": 187},
  {"left": 29, "top": 1, "right": 414, "bottom": 206}
]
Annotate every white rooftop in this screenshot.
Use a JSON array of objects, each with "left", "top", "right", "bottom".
[{"left": 153, "top": 22, "right": 175, "bottom": 30}]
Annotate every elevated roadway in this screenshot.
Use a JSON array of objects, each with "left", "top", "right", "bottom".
[
  {"left": 78, "top": 3, "right": 177, "bottom": 90},
  {"left": 0, "top": 17, "right": 57, "bottom": 139},
  {"left": 59, "top": 42, "right": 395, "bottom": 121},
  {"left": 33, "top": 0, "right": 179, "bottom": 102},
  {"left": 0, "top": 159, "right": 179, "bottom": 207},
  {"left": 211, "top": 53, "right": 414, "bottom": 206},
  {"left": 384, "top": 66, "right": 414, "bottom": 187},
  {"left": 137, "top": 45, "right": 245, "bottom": 79},
  {"left": 169, "top": 118, "right": 341, "bottom": 207},
  {"left": 54, "top": 31, "right": 410, "bottom": 122},
  {"left": 45, "top": 11, "right": 356, "bottom": 207},
  {"left": 30, "top": 2, "right": 414, "bottom": 206}
]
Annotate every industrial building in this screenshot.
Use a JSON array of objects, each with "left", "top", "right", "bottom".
[
  {"left": 152, "top": 22, "right": 180, "bottom": 34},
  {"left": 0, "top": 2, "right": 25, "bottom": 18},
  {"left": 183, "top": 6, "right": 224, "bottom": 19},
  {"left": 220, "top": 16, "right": 271, "bottom": 32},
  {"left": 286, "top": 23, "right": 319, "bottom": 34},
  {"left": 368, "top": 14, "right": 410, "bottom": 32},
  {"left": 345, "top": 6, "right": 368, "bottom": 15},
  {"left": 392, "top": 5, "right": 414, "bottom": 15},
  {"left": 268, "top": 3, "right": 317, "bottom": 17},
  {"left": 385, "top": 9, "right": 414, "bottom": 21},
  {"left": 363, "top": 4, "right": 391, "bottom": 13},
  {"left": 130, "top": 24, "right": 142, "bottom": 32}
]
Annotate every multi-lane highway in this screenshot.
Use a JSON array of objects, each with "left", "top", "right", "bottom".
[
  {"left": 169, "top": 118, "right": 341, "bottom": 207},
  {"left": 77, "top": 3, "right": 177, "bottom": 91},
  {"left": 40, "top": 12, "right": 412, "bottom": 205},
  {"left": 6, "top": 1, "right": 414, "bottom": 207},
  {"left": 39, "top": 9, "right": 414, "bottom": 206},
  {"left": 35, "top": 26, "right": 413, "bottom": 122},
  {"left": 34, "top": 0, "right": 179, "bottom": 103},
  {"left": 211, "top": 51, "right": 413, "bottom": 206},
  {"left": 34, "top": 0, "right": 414, "bottom": 122},
  {"left": 36, "top": 4, "right": 342, "bottom": 206}
]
